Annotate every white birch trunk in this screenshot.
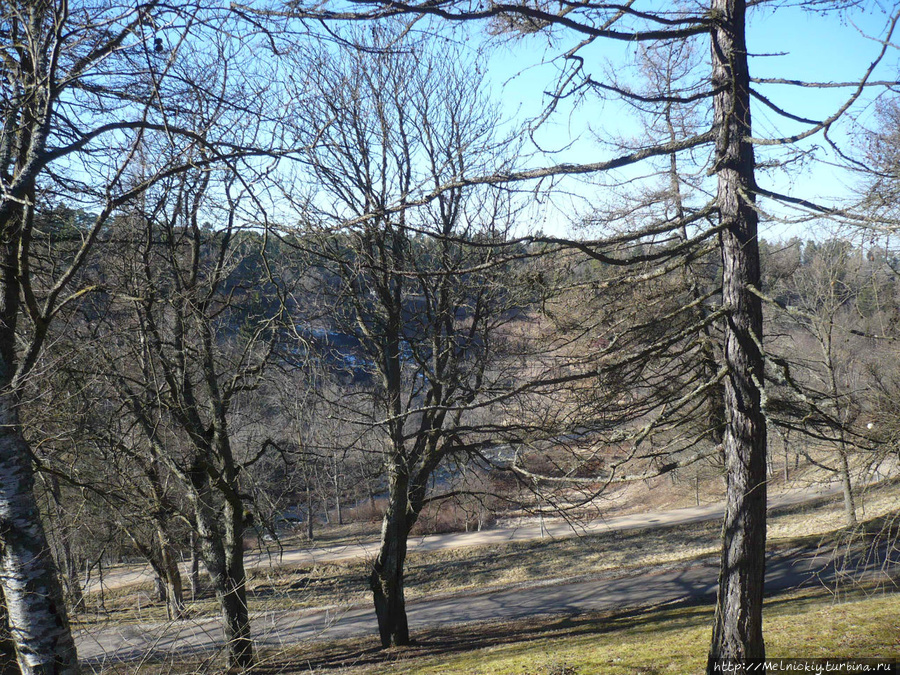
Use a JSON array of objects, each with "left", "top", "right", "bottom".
[{"left": 0, "top": 392, "right": 79, "bottom": 675}]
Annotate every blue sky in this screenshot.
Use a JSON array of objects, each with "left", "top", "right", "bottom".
[{"left": 472, "top": 2, "right": 899, "bottom": 239}]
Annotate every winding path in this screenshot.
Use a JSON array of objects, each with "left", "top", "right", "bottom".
[
  {"left": 86, "top": 482, "right": 844, "bottom": 592},
  {"left": 77, "top": 483, "right": 865, "bottom": 666}
]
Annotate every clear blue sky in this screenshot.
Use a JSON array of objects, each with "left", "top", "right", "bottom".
[{"left": 471, "top": 2, "right": 899, "bottom": 239}]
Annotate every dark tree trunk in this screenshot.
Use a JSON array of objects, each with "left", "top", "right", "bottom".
[
  {"left": 58, "top": 544, "right": 83, "bottom": 616},
  {"left": 368, "top": 482, "right": 377, "bottom": 514},
  {"left": 222, "top": 484, "right": 252, "bottom": 671},
  {"left": 46, "top": 476, "right": 83, "bottom": 613},
  {"left": 156, "top": 527, "right": 185, "bottom": 620},
  {"left": 305, "top": 484, "right": 315, "bottom": 542},
  {"left": 153, "top": 574, "right": 167, "bottom": 604},
  {"left": 196, "top": 523, "right": 253, "bottom": 669},
  {"left": 369, "top": 480, "right": 414, "bottom": 648},
  {"left": 333, "top": 455, "right": 343, "bottom": 526},
  {"left": 190, "top": 467, "right": 253, "bottom": 670},
  {"left": 707, "top": 0, "right": 768, "bottom": 668},
  {"left": 218, "top": 565, "right": 252, "bottom": 669},
  {"left": 189, "top": 531, "right": 201, "bottom": 601}
]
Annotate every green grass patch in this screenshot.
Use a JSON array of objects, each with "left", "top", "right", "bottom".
[
  {"left": 89, "top": 586, "right": 900, "bottom": 674},
  {"left": 259, "top": 586, "right": 898, "bottom": 675}
]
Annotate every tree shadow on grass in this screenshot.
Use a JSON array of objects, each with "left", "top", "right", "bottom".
[
  {"left": 249, "top": 599, "right": 716, "bottom": 674},
  {"left": 251, "top": 552, "right": 900, "bottom": 674}
]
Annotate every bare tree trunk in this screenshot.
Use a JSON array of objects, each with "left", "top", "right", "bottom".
[
  {"left": 305, "top": 484, "right": 315, "bottom": 542},
  {"left": 124, "top": 522, "right": 184, "bottom": 621},
  {"left": 333, "top": 454, "right": 343, "bottom": 526},
  {"left": 319, "top": 466, "right": 331, "bottom": 526},
  {"left": 156, "top": 528, "right": 185, "bottom": 620},
  {"left": 195, "top": 526, "right": 253, "bottom": 669},
  {"left": 142, "top": 462, "right": 185, "bottom": 619},
  {"left": 0, "top": 394, "right": 79, "bottom": 675},
  {"left": 823, "top": 330, "right": 857, "bottom": 527},
  {"left": 707, "top": 0, "right": 768, "bottom": 668},
  {"left": 838, "top": 447, "right": 857, "bottom": 527},
  {"left": 368, "top": 481, "right": 377, "bottom": 514},
  {"left": 225, "top": 534, "right": 252, "bottom": 669},
  {"left": 46, "top": 476, "right": 83, "bottom": 613},
  {"left": 369, "top": 478, "right": 413, "bottom": 648},
  {"left": 94, "top": 559, "right": 106, "bottom": 615},
  {"left": 781, "top": 430, "right": 790, "bottom": 483},
  {"left": 58, "top": 546, "right": 83, "bottom": 617},
  {"left": 189, "top": 532, "right": 200, "bottom": 601},
  {"left": 153, "top": 574, "right": 167, "bottom": 605},
  {"left": 0, "top": 588, "right": 21, "bottom": 675},
  {"left": 190, "top": 468, "right": 253, "bottom": 669}
]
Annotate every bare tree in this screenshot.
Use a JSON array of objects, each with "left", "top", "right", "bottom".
[
  {"left": 860, "top": 96, "right": 900, "bottom": 232},
  {"left": 259, "top": 0, "right": 900, "bottom": 665},
  {"left": 769, "top": 239, "right": 875, "bottom": 525},
  {"left": 0, "top": 2, "right": 240, "bottom": 670},
  {"left": 283, "top": 30, "right": 531, "bottom": 647},
  {"left": 66, "top": 166, "right": 290, "bottom": 669}
]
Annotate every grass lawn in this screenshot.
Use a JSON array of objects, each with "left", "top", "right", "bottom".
[
  {"left": 77, "top": 482, "right": 900, "bottom": 628},
  {"left": 81, "top": 483, "right": 900, "bottom": 674},
  {"left": 248, "top": 586, "right": 897, "bottom": 675}
]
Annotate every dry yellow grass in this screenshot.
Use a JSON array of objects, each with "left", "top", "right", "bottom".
[{"left": 78, "top": 480, "right": 900, "bottom": 632}]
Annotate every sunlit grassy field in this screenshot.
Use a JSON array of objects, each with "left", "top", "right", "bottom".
[
  {"left": 340, "top": 587, "right": 900, "bottom": 675},
  {"left": 76, "top": 480, "right": 900, "bottom": 629},
  {"left": 81, "top": 480, "right": 900, "bottom": 674}
]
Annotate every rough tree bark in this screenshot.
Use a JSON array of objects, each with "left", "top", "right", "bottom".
[
  {"left": 0, "top": 395, "right": 78, "bottom": 675},
  {"left": 189, "top": 458, "right": 253, "bottom": 670},
  {"left": 707, "top": 0, "right": 768, "bottom": 667},
  {"left": 46, "top": 475, "right": 84, "bottom": 613},
  {"left": 0, "top": 199, "right": 78, "bottom": 674},
  {"left": 0, "top": 587, "right": 19, "bottom": 675},
  {"left": 369, "top": 468, "right": 414, "bottom": 648}
]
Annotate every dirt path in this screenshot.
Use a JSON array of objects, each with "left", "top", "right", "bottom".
[
  {"left": 85, "top": 482, "right": 843, "bottom": 594},
  {"left": 78, "top": 541, "right": 864, "bottom": 666},
  {"left": 75, "top": 483, "right": 865, "bottom": 666}
]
